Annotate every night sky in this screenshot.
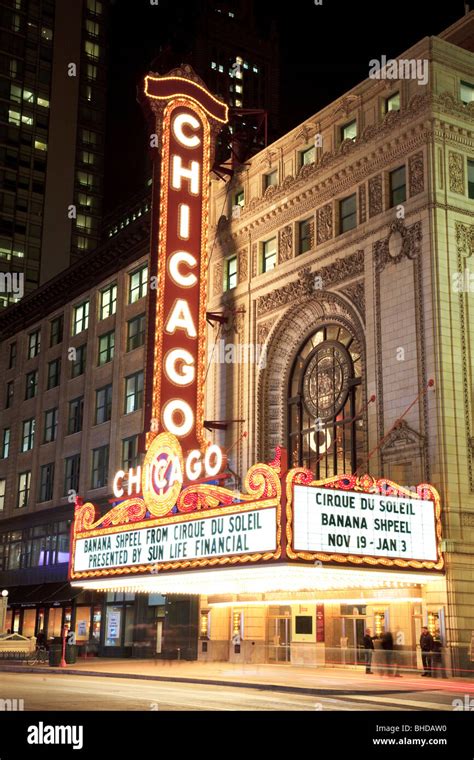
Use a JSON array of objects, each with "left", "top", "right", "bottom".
[{"left": 104, "top": 0, "right": 465, "bottom": 212}]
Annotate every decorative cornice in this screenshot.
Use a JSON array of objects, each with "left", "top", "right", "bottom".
[{"left": 380, "top": 420, "right": 425, "bottom": 456}]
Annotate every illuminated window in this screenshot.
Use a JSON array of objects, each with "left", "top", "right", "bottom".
[
  {"left": 72, "top": 301, "right": 89, "bottom": 335},
  {"left": 64, "top": 455, "right": 80, "bottom": 495},
  {"left": 87, "top": 64, "right": 98, "bottom": 80},
  {"left": 8, "top": 110, "right": 20, "bottom": 126},
  {"left": 95, "top": 385, "right": 112, "bottom": 425},
  {"left": 39, "top": 463, "right": 54, "bottom": 502},
  {"left": 253, "top": 65, "right": 259, "bottom": 73},
  {"left": 86, "top": 20, "right": 100, "bottom": 36},
  {"left": 47, "top": 358, "right": 61, "bottom": 389},
  {"left": 17, "top": 472, "right": 31, "bottom": 509},
  {"left": 124, "top": 372, "right": 144, "bottom": 414},
  {"left": 91, "top": 445, "right": 109, "bottom": 489},
  {"left": 234, "top": 189, "right": 244, "bottom": 207},
  {"left": 300, "top": 146, "right": 315, "bottom": 166},
  {"left": 262, "top": 237, "right": 277, "bottom": 273},
  {"left": 12, "top": 13, "right": 20, "bottom": 32},
  {"left": 389, "top": 166, "right": 406, "bottom": 207},
  {"left": 10, "top": 84, "right": 22, "bottom": 103},
  {"left": 85, "top": 86, "right": 93, "bottom": 102},
  {"left": 71, "top": 345, "right": 86, "bottom": 378},
  {"left": 100, "top": 283, "right": 117, "bottom": 319},
  {"left": 339, "top": 193, "right": 357, "bottom": 234},
  {"left": 298, "top": 218, "right": 313, "bottom": 255},
  {"left": 82, "top": 129, "right": 97, "bottom": 144},
  {"left": 127, "top": 314, "right": 146, "bottom": 352},
  {"left": 41, "top": 27, "right": 53, "bottom": 42},
  {"left": 468, "top": 159, "right": 474, "bottom": 200},
  {"left": 243, "top": 61, "right": 249, "bottom": 70},
  {"left": 0, "top": 479, "right": 5, "bottom": 511},
  {"left": 77, "top": 171, "right": 94, "bottom": 189},
  {"left": 21, "top": 114, "right": 33, "bottom": 126},
  {"left": 218, "top": 65, "right": 224, "bottom": 73},
  {"left": 460, "top": 81, "right": 474, "bottom": 104},
  {"left": 122, "top": 436, "right": 139, "bottom": 470},
  {"left": 10, "top": 59, "right": 18, "bottom": 79},
  {"left": 37, "top": 96, "right": 50, "bottom": 108},
  {"left": 211, "top": 62, "right": 217, "bottom": 70},
  {"left": 235, "top": 84, "right": 242, "bottom": 94},
  {"left": 235, "top": 99, "right": 242, "bottom": 107},
  {"left": 341, "top": 119, "right": 357, "bottom": 142},
  {"left": 1, "top": 428, "right": 10, "bottom": 459},
  {"left": 67, "top": 397, "right": 84, "bottom": 435},
  {"left": 28, "top": 329, "right": 41, "bottom": 358},
  {"left": 43, "top": 408, "right": 58, "bottom": 443},
  {"left": 34, "top": 140, "right": 47, "bottom": 151},
  {"left": 128, "top": 265, "right": 148, "bottom": 303},
  {"left": 82, "top": 150, "right": 94, "bottom": 165},
  {"left": 76, "top": 214, "right": 92, "bottom": 232},
  {"left": 78, "top": 193, "right": 94, "bottom": 209},
  {"left": 264, "top": 170, "right": 277, "bottom": 189},
  {"left": 25, "top": 369, "right": 38, "bottom": 400},
  {"left": 21, "top": 419, "right": 35, "bottom": 452},
  {"left": 98, "top": 330, "right": 115, "bottom": 366},
  {"left": 85, "top": 41, "right": 100, "bottom": 59},
  {"left": 385, "top": 92, "right": 400, "bottom": 113},
  {"left": 23, "top": 89, "right": 34, "bottom": 103},
  {"left": 87, "top": 0, "right": 103, "bottom": 14},
  {"left": 225, "top": 256, "right": 237, "bottom": 290}
]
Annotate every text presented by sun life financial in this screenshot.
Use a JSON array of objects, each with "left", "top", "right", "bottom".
[
  {"left": 292, "top": 485, "right": 437, "bottom": 561},
  {"left": 73, "top": 507, "right": 277, "bottom": 572}
]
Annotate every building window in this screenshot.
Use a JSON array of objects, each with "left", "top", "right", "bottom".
[
  {"left": 64, "top": 455, "right": 80, "bottom": 495},
  {"left": 72, "top": 301, "right": 89, "bottom": 335},
  {"left": 122, "top": 436, "right": 139, "bottom": 470},
  {"left": 124, "top": 372, "right": 144, "bottom": 414},
  {"left": 25, "top": 371, "right": 38, "bottom": 400},
  {"left": 21, "top": 419, "right": 35, "bottom": 452},
  {"left": 27, "top": 329, "right": 41, "bottom": 358},
  {"left": 127, "top": 314, "right": 146, "bottom": 352},
  {"left": 0, "top": 479, "right": 5, "bottom": 511},
  {"left": 8, "top": 342, "right": 16, "bottom": 369},
  {"left": 98, "top": 331, "right": 115, "bottom": 366},
  {"left": 339, "top": 194, "right": 357, "bottom": 234},
  {"left": 288, "top": 324, "right": 363, "bottom": 477},
  {"left": 264, "top": 170, "right": 278, "bottom": 190},
  {"left": 86, "top": 19, "right": 99, "bottom": 36},
  {"left": 84, "top": 41, "right": 100, "bottom": 59},
  {"left": 100, "top": 283, "right": 117, "bottom": 319},
  {"left": 460, "top": 81, "right": 474, "bottom": 104},
  {"left": 91, "top": 445, "right": 109, "bottom": 489},
  {"left": 385, "top": 92, "right": 400, "bottom": 113},
  {"left": 341, "top": 120, "right": 357, "bottom": 141},
  {"left": 47, "top": 358, "right": 61, "bottom": 389},
  {"left": 50, "top": 315, "right": 64, "bottom": 346},
  {"left": 389, "top": 166, "right": 406, "bottom": 207},
  {"left": 298, "top": 219, "right": 313, "bottom": 255},
  {"left": 67, "top": 398, "right": 84, "bottom": 435},
  {"left": 6, "top": 381, "right": 14, "bottom": 408},
  {"left": 225, "top": 256, "right": 238, "bottom": 290},
  {"left": 300, "top": 146, "right": 315, "bottom": 167},
  {"left": 87, "top": 0, "right": 103, "bottom": 14},
  {"left": 234, "top": 189, "right": 244, "bottom": 208},
  {"left": 468, "top": 159, "right": 474, "bottom": 200},
  {"left": 71, "top": 344, "right": 86, "bottom": 378},
  {"left": 95, "top": 385, "right": 112, "bottom": 425},
  {"left": 262, "top": 238, "right": 277, "bottom": 273},
  {"left": 1, "top": 428, "right": 10, "bottom": 459},
  {"left": 38, "top": 463, "right": 54, "bottom": 502},
  {"left": 128, "top": 266, "right": 148, "bottom": 303},
  {"left": 17, "top": 472, "right": 31, "bottom": 509},
  {"left": 43, "top": 408, "right": 58, "bottom": 443}
]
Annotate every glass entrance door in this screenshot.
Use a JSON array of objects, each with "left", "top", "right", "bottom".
[{"left": 267, "top": 616, "right": 291, "bottom": 663}]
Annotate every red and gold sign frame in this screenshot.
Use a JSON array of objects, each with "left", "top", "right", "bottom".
[{"left": 285, "top": 470, "right": 444, "bottom": 571}]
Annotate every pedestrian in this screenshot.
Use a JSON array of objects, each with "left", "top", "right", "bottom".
[
  {"left": 431, "top": 633, "right": 446, "bottom": 678},
  {"left": 363, "top": 628, "right": 375, "bottom": 674},
  {"left": 381, "top": 630, "right": 394, "bottom": 675},
  {"left": 420, "top": 626, "right": 434, "bottom": 676}
]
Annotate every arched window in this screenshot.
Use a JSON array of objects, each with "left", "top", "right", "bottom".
[{"left": 287, "top": 324, "right": 364, "bottom": 477}]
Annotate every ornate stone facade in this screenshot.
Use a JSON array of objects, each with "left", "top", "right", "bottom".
[
  {"left": 408, "top": 151, "right": 424, "bottom": 196},
  {"left": 449, "top": 150, "right": 465, "bottom": 194},
  {"left": 368, "top": 174, "right": 383, "bottom": 217}
]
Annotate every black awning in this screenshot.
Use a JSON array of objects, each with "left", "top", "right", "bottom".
[{"left": 43, "top": 582, "right": 83, "bottom": 604}]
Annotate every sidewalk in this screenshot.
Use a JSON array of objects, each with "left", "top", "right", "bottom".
[{"left": 1, "top": 657, "right": 473, "bottom": 695}]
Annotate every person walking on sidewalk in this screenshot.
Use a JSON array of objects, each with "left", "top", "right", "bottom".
[
  {"left": 420, "top": 626, "right": 434, "bottom": 676},
  {"left": 363, "top": 629, "right": 375, "bottom": 674}
]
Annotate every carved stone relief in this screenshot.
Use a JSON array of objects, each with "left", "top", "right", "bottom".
[
  {"left": 449, "top": 151, "right": 465, "bottom": 194},
  {"left": 408, "top": 151, "right": 424, "bottom": 196},
  {"left": 316, "top": 203, "right": 333, "bottom": 245},
  {"left": 368, "top": 174, "right": 383, "bottom": 217}
]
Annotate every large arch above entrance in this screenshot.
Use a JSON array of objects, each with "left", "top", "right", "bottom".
[{"left": 257, "top": 291, "right": 366, "bottom": 462}]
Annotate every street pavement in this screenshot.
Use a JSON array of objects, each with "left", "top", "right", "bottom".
[{"left": 0, "top": 659, "right": 472, "bottom": 710}]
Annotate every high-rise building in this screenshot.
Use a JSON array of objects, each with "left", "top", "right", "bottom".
[{"left": 0, "top": 0, "right": 108, "bottom": 303}]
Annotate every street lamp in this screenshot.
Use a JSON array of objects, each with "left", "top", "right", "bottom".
[{"left": 1, "top": 590, "right": 8, "bottom": 597}]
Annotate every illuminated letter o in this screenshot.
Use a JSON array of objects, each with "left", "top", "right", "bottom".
[{"left": 163, "top": 400, "right": 194, "bottom": 437}]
